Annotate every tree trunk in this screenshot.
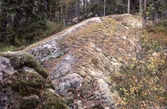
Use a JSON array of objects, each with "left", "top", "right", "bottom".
[
  {"left": 133, "top": 0, "right": 136, "bottom": 12},
  {"left": 58, "top": 0, "right": 61, "bottom": 23},
  {"left": 83, "top": 0, "right": 86, "bottom": 19},
  {"left": 0, "top": 7, "right": 7, "bottom": 42},
  {"left": 152, "top": 0, "right": 155, "bottom": 27},
  {"left": 62, "top": 5, "right": 66, "bottom": 26},
  {"left": 77, "top": 0, "right": 80, "bottom": 22},
  {"left": 49, "top": 3, "right": 52, "bottom": 20},
  {"left": 104, "top": 0, "right": 106, "bottom": 16},
  {"left": 143, "top": 0, "right": 147, "bottom": 28},
  {"left": 10, "top": 36, "right": 16, "bottom": 45},
  {"left": 139, "top": 0, "right": 142, "bottom": 15},
  {"left": 128, "top": 0, "right": 130, "bottom": 14}
]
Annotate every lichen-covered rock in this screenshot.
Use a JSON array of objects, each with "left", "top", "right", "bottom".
[
  {"left": 0, "top": 56, "right": 16, "bottom": 83},
  {"left": 24, "top": 17, "right": 101, "bottom": 63},
  {"left": 109, "top": 14, "right": 142, "bottom": 29},
  {"left": 56, "top": 73, "right": 82, "bottom": 95},
  {"left": 50, "top": 54, "right": 77, "bottom": 79},
  {"left": 0, "top": 51, "right": 69, "bottom": 109},
  {"left": 0, "top": 51, "right": 48, "bottom": 78}
]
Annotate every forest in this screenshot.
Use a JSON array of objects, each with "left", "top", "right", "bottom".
[
  {"left": 0, "top": 0, "right": 167, "bottom": 109},
  {"left": 0, "top": 0, "right": 167, "bottom": 50}
]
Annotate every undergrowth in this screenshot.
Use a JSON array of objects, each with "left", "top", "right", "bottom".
[
  {"left": 146, "top": 24, "right": 167, "bottom": 46},
  {"left": 114, "top": 27, "right": 167, "bottom": 108}
]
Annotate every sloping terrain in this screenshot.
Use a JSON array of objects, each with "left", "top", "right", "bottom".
[
  {"left": 1, "top": 14, "right": 167, "bottom": 109},
  {"left": 24, "top": 14, "right": 144, "bottom": 108}
]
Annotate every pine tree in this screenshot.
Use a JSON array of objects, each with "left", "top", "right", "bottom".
[{"left": 0, "top": 0, "right": 49, "bottom": 45}]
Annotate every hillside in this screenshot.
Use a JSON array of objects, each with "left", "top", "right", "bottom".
[{"left": 1, "top": 14, "right": 167, "bottom": 109}]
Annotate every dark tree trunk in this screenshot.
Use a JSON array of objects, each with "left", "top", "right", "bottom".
[
  {"left": 133, "top": 0, "right": 136, "bottom": 11},
  {"left": 152, "top": 0, "right": 155, "bottom": 27},
  {"left": 139, "top": 0, "right": 142, "bottom": 15},
  {"left": 143, "top": 0, "right": 147, "bottom": 28},
  {"left": 0, "top": 9, "right": 7, "bottom": 42},
  {"left": 10, "top": 36, "right": 16, "bottom": 45},
  {"left": 77, "top": 0, "right": 80, "bottom": 22},
  {"left": 83, "top": 0, "right": 86, "bottom": 19},
  {"left": 58, "top": 0, "right": 61, "bottom": 23},
  {"left": 49, "top": 3, "right": 52, "bottom": 20}
]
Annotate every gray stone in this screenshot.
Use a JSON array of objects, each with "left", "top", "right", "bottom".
[
  {"left": 56, "top": 73, "right": 82, "bottom": 95},
  {"left": 22, "top": 66, "right": 39, "bottom": 75},
  {"left": 50, "top": 54, "right": 76, "bottom": 79},
  {"left": 76, "top": 100, "right": 83, "bottom": 109},
  {"left": 0, "top": 52, "right": 69, "bottom": 109},
  {"left": 24, "top": 95, "right": 39, "bottom": 101},
  {"left": 27, "top": 38, "right": 69, "bottom": 63},
  {"left": 0, "top": 56, "right": 16, "bottom": 81}
]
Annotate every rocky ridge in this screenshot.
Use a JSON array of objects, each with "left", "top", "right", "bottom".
[
  {"left": 24, "top": 14, "right": 143, "bottom": 108},
  {"left": 1, "top": 14, "right": 153, "bottom": 109}
]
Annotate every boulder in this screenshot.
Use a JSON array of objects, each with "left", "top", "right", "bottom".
[{"left": 0, "top": 51, "right": 69, "bottom": 109}]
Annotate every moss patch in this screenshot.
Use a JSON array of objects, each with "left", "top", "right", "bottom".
[
  {"left": 0, "top": 52, "right": 48, "bottom": 78},
  {"left": 20, "top": 97, "right": 40, "bottom": 109},
  {"left": 40, "top": 90, "right": 69, "bottom": 109},
  {"left": 11, "top": 71, "right": 45, "bottom": 96}
]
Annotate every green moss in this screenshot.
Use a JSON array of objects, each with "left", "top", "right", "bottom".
[
  {"left": 44, "top": 79, "right": 55, "bottom": 89},
  {"left": 0, "top": 52, "right": 48, "bottom": 78},
  {"left": 20, "top": 97, "right": 39, "bottom": 109},
  {"left": 11, "top": 71, "right": 45, "bottom": 96},
  {"left": 40, "top": 90, "right": 69, "bottom": 109},
  {"left": 0, "top": 44, "right": 16, "bottom": 52}
]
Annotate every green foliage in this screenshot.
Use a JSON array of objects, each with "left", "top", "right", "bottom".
[
  {"left": 154, "top": 0, "right": 167, "bottom": 15},
  {"left": 0, "top": 0, "right": 49, "bottom": 45},
  {"left": 40, "top": 90, "right": 69, "bottom": 109},
  {"left": 158, "top": 18, "right": 167, "bottom": 27},
  {"left": 146, "top": 24, "right": 167, "bottom": 47},
  {"left": 147, "top": 0, "right": 167, "bottom": 26},
  {"left": 141, "top": 37, "right": 161, "bottom": 51},
  {"left": 19, "top": 90, "right": 69, "bottom": 109},
  {"left": 0, "top": 43, "right": 16, "bottom": 51},
  {"left": 20, "top": 97, "right": 40, "bottom": 109},
  {"left": 37, "top": 20, "right": 64, "bottom": 41}
]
